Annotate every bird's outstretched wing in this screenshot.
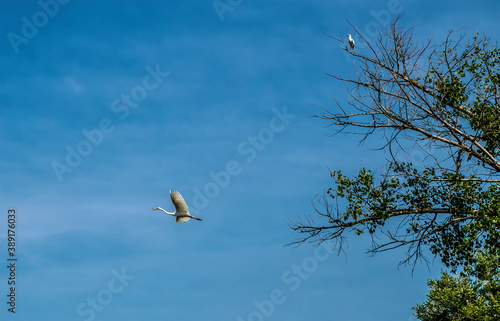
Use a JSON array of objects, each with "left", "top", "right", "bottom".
[{"left": 170, "top": 190, "right": 189, "bottom": 214}]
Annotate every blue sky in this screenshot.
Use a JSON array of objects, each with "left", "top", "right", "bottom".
[{"left": 1, "top": 1, "right": 499, "bottom": 320}]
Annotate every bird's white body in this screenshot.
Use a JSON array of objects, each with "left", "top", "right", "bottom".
[
  {"left": 348, "top": 34, "right": 355, "bottom": 50},
  {"left": 153, "top": 190, "right": 202, "bottom": 223}
]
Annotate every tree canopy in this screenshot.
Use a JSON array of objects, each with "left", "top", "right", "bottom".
[{"left": 289, "top": 16, "right": 500, "bottom": 273}]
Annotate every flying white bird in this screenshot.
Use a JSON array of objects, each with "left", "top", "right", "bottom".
[
  {"left": 348, "top": 34, "right": 355, "bottom": 50},
  {"left": 152, "top": 190, "right": 202, "bottom": 223}
]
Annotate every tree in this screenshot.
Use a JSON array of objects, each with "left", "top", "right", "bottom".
[
  {"left": 289, "top": 15, "right": 500, "bottom": 272},
  {"left": 412, "top": 250, "right": 500, "bottom": 320}
]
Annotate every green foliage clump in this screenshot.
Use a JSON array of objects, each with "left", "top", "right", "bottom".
[
  {"left": 327, "top": 162, "right": 500, "bottom": 270},
  {"left": 413, "top": 251, "right": 500, "bottom": 321}
]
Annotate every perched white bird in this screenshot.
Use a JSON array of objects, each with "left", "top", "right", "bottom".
[
  {"left": 348, "top": 34, "right": 355, "bottom": 50},
  {"left": 153, "top": 190, "right": 202, "bottom": 223}
]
